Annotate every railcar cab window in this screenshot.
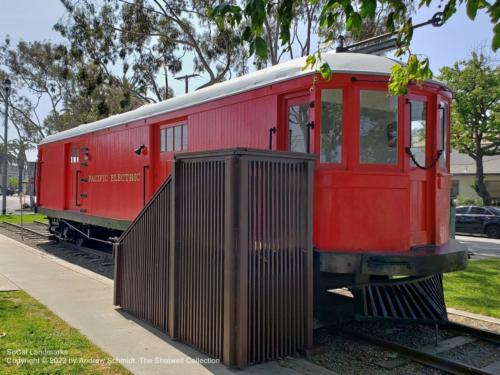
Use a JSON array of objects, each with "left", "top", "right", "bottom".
[
  {"left": 359, "top": 90, "right": 398, "bottom": 164},
  {"left": 320, "top": 89, "right": 343, "bottom": 163},
  {"left": 70, "top": 148, "right": 79, "bottom": 163},
  {"left": 439, "top": 102, "right": 449, "bottom": 168},
  {"left": 160, "top": 124, "right": 188, "bottom": 153},
  {"left": 410, "top": 101, "right": 427, "bottom": 167},
  {"left": 288, "top": 103, "right": 309, "bottom": 152}
]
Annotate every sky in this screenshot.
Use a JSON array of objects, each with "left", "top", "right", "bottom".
[{"left": 0, "top": 0, "right": 498, "bottom": 161}]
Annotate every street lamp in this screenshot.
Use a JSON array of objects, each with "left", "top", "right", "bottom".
[{"left": 2, "top": 78, "right": 11, "bottom": 215}]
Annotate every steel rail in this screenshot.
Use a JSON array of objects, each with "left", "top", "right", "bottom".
[
  {"left": 33, "top": 220, "right": 49, "bottom": 227},
  {"left": 2, "top": 221, "right": 113, "bottom": 262},
  {"left": 1, "top": 221, "right": 50, "bottom": 239},
  {"left": 440, "top": 322, "right": 500, "bottom": 345},
  {"left": 340, "top": 327, "right": 497, "bottom": 375}
]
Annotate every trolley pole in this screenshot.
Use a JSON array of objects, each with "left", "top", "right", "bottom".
[
  {"left": 2, "top": 78, "right": 11, "bottom": 215},
  {"left": 175, "top": 73, "right": 199, "bottom": 94}
]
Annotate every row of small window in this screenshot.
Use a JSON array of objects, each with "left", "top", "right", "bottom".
[
  {"left": 70, "top": 148, "right": 79, "bottom": 164},
  {"left": 309, "top": 89, "right": 448, "bottom": 166},
  {"left": 160, "top": 124, "right": 188, "bottom": 153}
]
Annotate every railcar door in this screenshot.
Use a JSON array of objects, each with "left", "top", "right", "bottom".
[
  {"left": 284, "top": 95, "right": 312, "bottom": 152},
  {"left": 407, "top": 96, "right": 432, "bottom": 245},
  {"left": 66, "top": 144, "right": 83, "bottom": 211}
]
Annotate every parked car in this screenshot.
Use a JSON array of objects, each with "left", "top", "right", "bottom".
[
  {"left": 0, "top": 186, "right": 15, "bottom": 196},
  {"left": 455, "top": 205, "right": 500, "bottom": 238}
]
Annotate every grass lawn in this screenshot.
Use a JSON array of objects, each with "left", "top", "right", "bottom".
[
  {"left": 0, "top": 214, "right": 48, "bottom": 224},
  {"left": 444, "top": 258, "right": 500, "bottom": 319},
  {"left": 0, "top": 291, "right": 131, "bottom": 375}
]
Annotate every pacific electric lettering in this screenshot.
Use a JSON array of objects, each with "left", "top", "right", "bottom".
[{"left": 88, "top": 173, "right": 141, "bottom": 183}]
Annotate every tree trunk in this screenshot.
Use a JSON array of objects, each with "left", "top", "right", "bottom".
[
  {"left": 17, "top": 157, "right": 24, "bottom": 194},
  {"left": 474, "top": 154, "right": 492, "bottom": 205}
]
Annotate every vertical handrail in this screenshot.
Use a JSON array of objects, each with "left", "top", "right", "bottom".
[
  {"left": 143, "top": 165, "right": 149, "bottom": 206},
  {"left": 75, "top": 170, "right": 81, "bottom": 206},
  {"left": 268, "top": 127, "right": 276, "bottom": 150},
  {"left": 306, "top": 121, "right": 314, "bottom": 153}
]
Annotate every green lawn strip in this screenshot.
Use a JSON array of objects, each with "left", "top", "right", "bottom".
[
  {"left": 0, "top": 291, "right": 132, "bottom": 375},
  {"left": 0, "top": 214, "right": 48, "bottom": 224},
  {"left": 444, "top": 258, "right": 500, "bottom": 319}
]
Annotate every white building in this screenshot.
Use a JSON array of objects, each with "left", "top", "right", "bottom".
[{"left": 451, "top": 150, "right": 500, "bottom": 202}]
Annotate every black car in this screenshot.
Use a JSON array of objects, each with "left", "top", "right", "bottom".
[{"left": 455, "top": 205, "right": 500, "bottom": 238}]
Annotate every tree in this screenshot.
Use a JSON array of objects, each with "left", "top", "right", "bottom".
[
  {"left": 0, "top": 39, "right": 145, "bottom": 136},
  {"left": 439, "top": 51, "right": 499, "bottom": 205},
  {"left": 249, "top": 0, "right": 414, "bottom": 71},
  {"left": 210, "top": 0, "right": 499, "bottom": 94},
  {"left": 55, "top": 0, "right": 247, "bottom": 96}
]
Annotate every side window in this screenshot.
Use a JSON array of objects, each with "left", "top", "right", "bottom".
[
  {"left": 174, "top": 126, "right": 182, "bottom": 151},
  {"left": 166, "top": 127, "right": 174, "bottom": 152},
  {"left": 320, "top": 89, "right": 343, "bottom": 163},
  {"left": 439, "top": 102, "right": 448, "bottom": 168},
  {"left": 359, "top": 90, "right": 398, "bottom": 164},
  {"left": 410, "top": 100, "right": 427, "bottom": 167},
  {"left": 451, "top": 180, "right": 459, "bottom": 198},
  {"left": 470, "top": 207, "right": 487, "bottom": 215},
  {"left": 160, "top": 124, "right": 188, "bottom": 153},
  {"left": 70, "top": 148, "right": 79, "bottom": 164},
  {"left": 160, "top": 128, "right": 166, "bottom": 152},
  {"left": 456, "top": 207, "right": 468, "bottom": 214},
  {"left": 182, "top": 124, "right": 188, "bottom": 150}
]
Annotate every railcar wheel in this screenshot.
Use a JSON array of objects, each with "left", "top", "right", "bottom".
[
  {"left": 75, "top": 237, "right": 85, "bottom": 247},
  {"left": 485, "top": 225, "right": 500, "bottom": 239}
]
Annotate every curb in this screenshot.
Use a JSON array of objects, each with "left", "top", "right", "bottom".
[{"left": 447, "top": 308, "right": 500, "bottom": 325}]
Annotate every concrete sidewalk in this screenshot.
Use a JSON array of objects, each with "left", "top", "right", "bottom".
[{"left": 0, "top": 234, "right": 330, "bottom": 375}]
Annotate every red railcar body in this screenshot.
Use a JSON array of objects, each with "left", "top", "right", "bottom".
[{"left": 36, "top": 52, "right": 455, "bottom": 259}]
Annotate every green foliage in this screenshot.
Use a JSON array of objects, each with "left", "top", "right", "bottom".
[
  {"left": 444, "top": 259, "right": 500, "bottom": 318},
  {"left": 7, "top": 177, "right": 17, "bottom": 190},
  {"left": 438, "top": 51, "right": 499, "bottom": 203},
  {"left": 210, "top": 0, "right": 500, "bottom": 94},
  {"left": 389, "top": 55, "right": 433, "bottom": 95},
  {"left": 455, "top": 195, "right": 483, "bottom": 206},
  {"left": 0, "top": 214, "right": 48, "bottom": 224},
  {"left": 0, "top": 40, "right": 144, "bottom": 136},
  {"left": 0, "top": 291, "right": 132, "bottom": 374},
  {"left": 439, "top": 52, "right": 499, "bottom": 157}
]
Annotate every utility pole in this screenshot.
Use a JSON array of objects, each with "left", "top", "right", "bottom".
[
  {"left": 175, "top": 73, "right": 199, "bottom": 94},
  {"left": 2, "top": 78, "right": 11, "bottom": 215}
]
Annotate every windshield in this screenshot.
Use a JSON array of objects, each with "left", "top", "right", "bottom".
[{"left": 487, "top": 207, "right": 500, "bottom": 215}]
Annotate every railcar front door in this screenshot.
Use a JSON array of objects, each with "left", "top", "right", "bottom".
[
  {"left": 284, "top": 95, "right": 311, "bottom": 153},
  {"left": 407, "top": 96, "right": 432, "bottom": 245}
]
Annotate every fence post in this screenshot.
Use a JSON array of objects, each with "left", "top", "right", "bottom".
[
  {"left": 304, "top": 160, "right": 315, "bottom": 348},
  {"left": 223, "top": 154, "right": 239, "bottom": 367},
  {"left": 113, "top": 242, "right": 121, "bottom": 306},
  {"left": 236, "top": 155, "right": 249, "bottom": 368},
  {"left": 168, "top": 159, "right": 180, "bottom": 338}
]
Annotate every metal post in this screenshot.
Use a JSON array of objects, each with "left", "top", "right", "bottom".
[
  {"left": 175, "top": 73, "right": 199, "bottom": 94},
  {"left": 2, "top": 78, "right": 11, "bottom": 215}
]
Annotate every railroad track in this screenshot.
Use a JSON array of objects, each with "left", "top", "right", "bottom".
[
  {"left": 340, "top": 321, "right": 500, "bottom": 375},
  {"left": 0, "top": 221, "right": 51, "bottom": 240},
  {"left": 0, "top": 221, "right": 112, "bottom": 260}
]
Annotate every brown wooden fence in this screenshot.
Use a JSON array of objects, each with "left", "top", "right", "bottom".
[{"left": 114, "top": 148, "right": 315, "bottom": 368}]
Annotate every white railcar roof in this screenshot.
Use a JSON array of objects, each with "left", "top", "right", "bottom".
[{"left": 39, "top": 52, "right": 443, "bottom": 145}]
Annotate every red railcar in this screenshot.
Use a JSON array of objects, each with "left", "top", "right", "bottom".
[{"left": 37, "top": 52, "right": 466, "bottom": 308}]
